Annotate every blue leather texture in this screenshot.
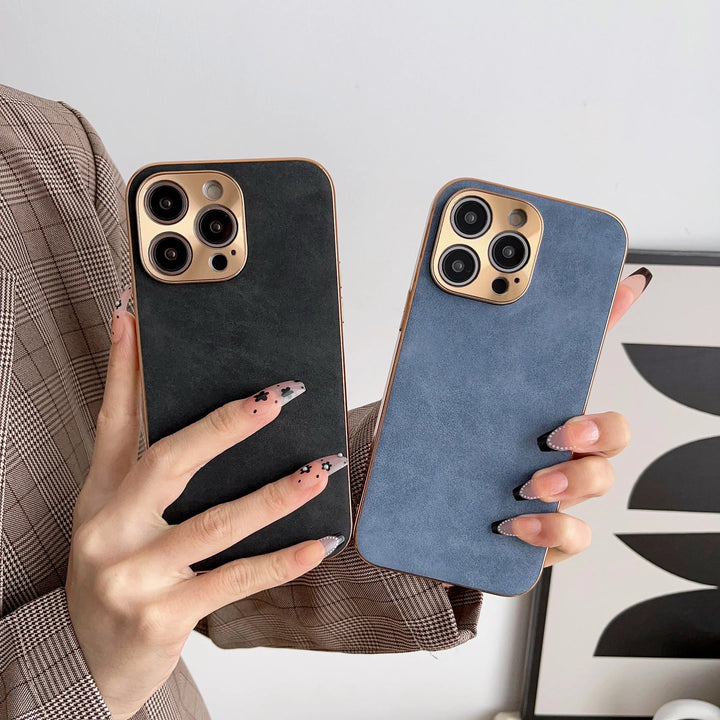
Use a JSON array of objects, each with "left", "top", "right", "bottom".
[{"left": 355, "top": 179, "right": 627, "bottom": 595}]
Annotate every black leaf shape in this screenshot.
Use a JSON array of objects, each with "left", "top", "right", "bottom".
[
  {"left": 595, "top": 589, "right": 720, "bottom": 658},
  {"left": 623, "top": 344, "right": 720, "bottom": 416},
  {"left": 617, "top": 534, "right": 720, "bottom": 586},
  {"left": 629, "top": 436, "right": 720, "bottom": 513}
]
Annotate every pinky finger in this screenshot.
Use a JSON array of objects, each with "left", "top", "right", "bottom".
[
  {"left": 180, "top": 534, "right": 344, "bottom": 620},
  {"left": 495, "top": 513, "right": 592, "bottom": 567}
]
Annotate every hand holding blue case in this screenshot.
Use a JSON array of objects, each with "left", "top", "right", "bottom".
[{"left": 354, "top": 179, "right": 628, "bottom": 596}]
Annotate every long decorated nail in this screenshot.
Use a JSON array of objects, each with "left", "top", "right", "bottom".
[
  {"left": 538, "top": 418, "right": 600, "bottom": 452},
  {"left": 514, "top": 469, "right": 568, "bottom": 501},
  {"left": 622, "top": 267, "right": 653, "bottom": 296},
  {"left": 319, "top": 534, "right": 345, "bottom": 557},
  {"left": 248, "top": 380, "right": 305, "bottom": 414},
  {"left": 491, "top": 516, "right": 542, "bottom": 537},
  {"left": 492, "top": 519, "right": 516, "bottom": 536},
  {"left": 296, "top": 454, "right": 348, "bottom": 487},
  {"left": 110, "top": 284, "right": 133, "bottom": 343}
]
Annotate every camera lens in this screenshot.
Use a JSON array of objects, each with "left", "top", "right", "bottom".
[
  {"left": 489, "top": 232, "right": 530, "bottom": 272},
  {"left": 196, "top": 206, "right": 238, "bottom": 247},
  {"left": 438, "top": 245, "right": 480, "bottom": 286},
  {"left": 149, "top": 233, "right": 192, "bottom": 275},
  {"left": 145, "top": 182, "right": 188, "bottom": 224},
  {"left": 451, "top": 197, "right": 492, "bottom": 238}
]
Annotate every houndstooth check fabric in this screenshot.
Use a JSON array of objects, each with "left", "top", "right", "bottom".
[{"left": 0, "top": 84, "right": 482, "bottom": 719}]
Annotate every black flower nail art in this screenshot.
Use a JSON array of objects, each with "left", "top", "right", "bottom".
[
  {"left": 321, "top": 461, "right": 332, "bottom": 471},
  {"left": 254, "top": 391, "right": 269, "bottom": 402},
  {"left": 300, "top": 465, "right": 311, "bottom": 474},
  {"left": 281, "top": 387, "right": 294, "bottom": 399}
]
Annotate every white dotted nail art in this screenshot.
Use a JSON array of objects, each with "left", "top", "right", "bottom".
[
  {"left": 518, "top": 482, "right": 540, "bottom": 500},
  {"left": 545, "top": 425, "right": 571, "bottom": 451},
  {"left": 496, "top": 519, "right": 515, "bottom": 536}
]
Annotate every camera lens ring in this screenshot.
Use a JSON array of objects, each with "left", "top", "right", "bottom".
[
  {"left": 438, "top": 244, "right": 480, "bottom": 287},
  {"left": 145, "top": 181, "right": 189, "bottom": 225},
  {"left": 450, "top": 197, "right": 492, "bottom": 239},
  {"left": 488, "top": 231, "right": 531, "bottom": 273},
  {"left": 195, "top": 205, "right": 238, "bottom": 247},
  {"left": 148, "top": 232, "right": 193, "bottom": 276}
]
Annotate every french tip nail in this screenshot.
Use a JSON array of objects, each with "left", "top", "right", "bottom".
[
  {"left": 545, "top": 426, "right": 569, "bottom": 451},
  {"left": 536, "top": 430, "right": 553, "bottom": 452},
  {"left": 513, "top": 482, "right": 535, "bottom": 501},
  {"left": 491, "top": 519, "right": 515, "bottom": 536},
  {"left": 628, "top": 266, "right": 653, "bottom": 291},
  {"left": 319, "top": 534, "right": 345, "bottom": 557}
]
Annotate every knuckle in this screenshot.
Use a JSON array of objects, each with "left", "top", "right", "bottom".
[
  {"left": 265, "top": 552, "right": 290, "bottom": 586},
  {"left": 95, "top": 406, "right": 114, "bottom": 433},
  {"left": 96, "top": 404, "right": 137, "bottom": 434},
  {"left": 583, "top": 456, "right": 615, "bottom": 496},
  {"left": 262, "top": 479, "right": 292, "bottom": 516},
  {"left": 578, "top": 520, "right": 592, "bottom": 551},
  {"left": 207, "top": 402, "right": 240, "bottom": 437},
  {"left": 72, "top": 521, "right": 107, "bottom": 568},
  {"left": 606, "top": 411, "right": 631, "bottom": 448},
  {"left": 94, "top": 562, "right": 134, "bottom": 610},
  {"left": 562, "top": 514, "right": 591, "bottom": 553},
  {"left": 143, "top": 440, "right": 173, "bottom": 475},
  {"left": 135, "top": 601, "right": 172, "bottom": 644},
  {"left": 222, "top": 561, "right": 254, "bottom": 597},
  {"left": 195, "top": 504, "right": 230, "bottom": 545}
]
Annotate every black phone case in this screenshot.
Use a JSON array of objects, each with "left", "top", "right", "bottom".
[{"left": 126, "top": 159, "right": 350, "bottom": 572}]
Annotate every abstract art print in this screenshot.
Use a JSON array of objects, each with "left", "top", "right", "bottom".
[{"left": 522, "top": 251, "right": 720, "bottom": 720}]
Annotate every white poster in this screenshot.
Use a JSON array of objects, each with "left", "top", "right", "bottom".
[{"left": 525, "top": 252, "right": 720, "bottom": 719}]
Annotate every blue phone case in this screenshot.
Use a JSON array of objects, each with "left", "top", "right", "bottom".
[{"left": 354, "top": 179, "right": 628, "bottom": 595}]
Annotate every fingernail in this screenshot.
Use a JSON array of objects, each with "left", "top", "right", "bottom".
[
  {"left": 624, "top": 267, "right": 653, "bottom": 295},
  {"left": 319, "top": 534, "right": 345, "bottom": 558},
  {"left": 110, "top": 284, "right": 133, "bottom": 344},
  {"left": 492, "top": 519, "right": 516, "bottom": 536},
  {"left": 538, "top": 418, "right": 600, "bottom": 452},
  {"left": 492, "top": 517, "right": 541, "bottom": 537},
  {"left": 296, "top": 454, "right": 348, "bottom": 487},
  {"left": 514, "top": 470, "right": 568, "bottom": 500},
  {"left": 248, "top": 380, "right": 305, "bottom": 415}
]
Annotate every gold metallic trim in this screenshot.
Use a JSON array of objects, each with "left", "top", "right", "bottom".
[
  {"left": 135, "top": 170, "right": 247, "bottom": 284},
  {"left": 126, "top": 159, "right": 352, "bottom": 553},
  {"left": 354, "top": 178, "right": 628, "bottom": 596},
  {"left": 430, "top": 188, "right": 543, "bottom": 304}
]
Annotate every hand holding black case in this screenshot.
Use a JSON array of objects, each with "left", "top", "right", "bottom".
[
  {"left": 126, "top": 159, "right": 350, "bottom": 572},
  {"left": 355, "top": 178, "right": 628, "bottom": 595}
]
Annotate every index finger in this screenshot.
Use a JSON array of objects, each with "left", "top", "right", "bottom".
[{"left": 117, "top": 380, "right": 306, "bottom": 513}]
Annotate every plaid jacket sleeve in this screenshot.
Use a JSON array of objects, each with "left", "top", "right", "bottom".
[
  {"left": 0, "top": 85, "right": 202, "bottom": 720},
  {"left": 0, "top": 587, "right": 113, "bottom": 718},
  {"left": 0, "top": 83, "right": 482, "bottom": 720}
]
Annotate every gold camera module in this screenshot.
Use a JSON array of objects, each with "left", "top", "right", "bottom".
[
  {"left": 135, "top": 170, "right": 247, "bottom": 283},
  {"left": 431, "top": 189, "right": 543, "bottom": 304}
]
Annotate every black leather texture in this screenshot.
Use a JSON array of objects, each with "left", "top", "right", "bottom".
[
  {"left": 126, "top": 159, "right": 350, "bottom": 571},
  {"left": 355, "top": 179, "right": 628, "bottom": 595}
]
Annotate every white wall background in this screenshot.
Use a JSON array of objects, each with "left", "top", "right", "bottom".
[{"left": 1, "top": 1, "right": 718, "bottom": 718}]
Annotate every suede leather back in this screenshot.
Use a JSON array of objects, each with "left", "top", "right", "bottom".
[
  {"left": 127, "top": 160, "right": 349, "bottom": 572},
  {"left": 355, "top": 179, "right": 627, "bottom": 595}
]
